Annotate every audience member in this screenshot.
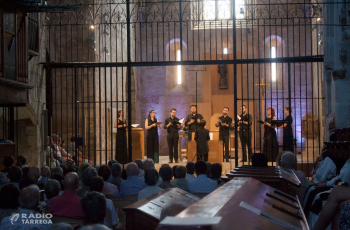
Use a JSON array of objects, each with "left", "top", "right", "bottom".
[
  {"left": 121, "top": 169, "right": 127, "bottom": 180},
  {"left": 280, "top": 152, "right": 308, "bottom": 204},
  {"left": 185, "top": 162, "right": 196, "bottom": 181},
  {"left": 89, "top": 176, "right": 118, "bottom": 228},
  {"left": 138, "top": 168, "right": 163, "bottom": 200},
  {"left": 22, "top": 166, "right": 30, "bottom": 178},
  {"left": 171, "top": 165, "right": 188, "bottom": 191},
  {"left": 134, "top": 159, "right": 144, "bottom": 178},
  {"left": 78, "top": 162, "right": 91, "bottom": 179},
  {"left": 0, "top": 184, "right": 20, "bottom": 222},
  {"left": 7, "top": 166, "right": 22, "bottom": 190},
  {"left": 48, "top": 172, "right": 83, "bottom": 219},
  {"left": 44, "top": 179, "right": 61, "bottom": 206},
  {"left": 80, "top": 192, "right": 107, "bottom": 226},
  {"left": 0, "top": 172, "right": 9, "bottom": 186},
  {"left": 159, "top": 201, "right": 190, "bottom": 221},
  {"left": 312, "top": 185, "right": 350, "bottom": 230},
  {"left": 109, "top": 163, "right": 124, "bottom": 191},
  {"left": 77, "top": 166, "right": 97, "bottom": 198},
  {"left": 211, "top": 163, "right": 224, "bottom": 186},
  {"left": 1, "top": 185, "right": 52, "bottom": 229},
  {"left": 16, "top": 155, "right": 28, "bottom": 169},
  {"left": 38, "top": 166, "right": 51, "bottom": 189},
  {"left": 158, "top": 164, "right": 176, "bottom": 189},
  {"left": 251, "top": 154, "right": 268, "bottom": 167},
  {"left": 19, "top": 176, "right": 35, "bottom": 190},
  {"left": 188, "top": 160, "right": 218, "bottom": 193},
  {"left": 28, "top": 166, "right": 41, "bottom": 183},
  {"left": 98, "top": 165, "right": 120, "bottom": 199},
  {"left": 120, "top": 162, "right": 147, "bottom": 198},
  {"left": 51, "top": 167, "right": 65, "bottom": 191},
  {"left": 312, "top": 151, "right": 337, "bottom": 184},
  {"left": 107, "top": 159, "right": 118, "bottom": 169},
  {"left": 143, "top": 158, "right": 155, "bottom": 170},
  {"left": 1, "top": 156, "right": 15, "bottom": 174}
]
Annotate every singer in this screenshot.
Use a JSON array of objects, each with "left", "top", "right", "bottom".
[
  {"left": 215, "top": 107, "right": 232, "bottom": 162},
  {"left": 114, "top": 110, "right": 128, "bottom": 164}
]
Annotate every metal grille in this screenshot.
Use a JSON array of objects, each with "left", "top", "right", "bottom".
[{"left": 42, "top": 0, "right": 326, "bottom": 171}]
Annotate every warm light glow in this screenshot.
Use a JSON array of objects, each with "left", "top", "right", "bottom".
[
  {"left": 223, "top": 48, "right": 228, "bottom": 54},
  {"left": 235, "top": 0, "right": 245, "bottom": 19},
  {"left": 90, "top": 25, "right": 95, "bottom": 29},
  {"left": 177, "top": 50, "right": 181, "bottom": 84},
  {"left": 317, "top": 18, "right": 321, "bottom": 22},
  {"left": 218, "top": 0, "right": 231, "bottom": 19},
  {"left": 204, "top": 0, "right": 216, "bottom": 20},
  {"left": 271, "top": 46, "right": 276, "bottom": 82}
]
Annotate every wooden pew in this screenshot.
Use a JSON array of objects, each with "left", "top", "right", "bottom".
[
  {"left": 224, "top": 166, "right": 301, "bottom": 194},
  {"left": 157, "top": 178, "right": 309, "bottom": 230},
  {"left": 123, "top": 187, "right": 200, "bottom": 230}
]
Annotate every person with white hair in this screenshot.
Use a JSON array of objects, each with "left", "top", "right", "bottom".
[
  {"left": 120, "top": 162, "right": 147, "bottom": 198},
  {"left": 280, "top": 151, "right": 309, "bottom": 203}
]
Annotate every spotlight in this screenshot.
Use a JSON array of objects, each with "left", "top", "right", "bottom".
[
  {"left": 318, "top": 40, "right": 323, "bottom": 46},
  {"left": 317, "top": 18, "right": 321, "bottom": 22},
  {"left": 90, "top": 25, "right": 95, "bottom": 29},
  {"left": 318, "top": 30, "right": 323, "bottom": 36}
]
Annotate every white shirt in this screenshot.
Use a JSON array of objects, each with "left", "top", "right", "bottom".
[
  {"left": 326, "top": 159, "right": 350, "bottom": 186},
  {"left": 313, "top": 157, "right": 337, "bottom": 184},
  {"left": 55, "top": 145, "right": 62, "bottom": 158}
]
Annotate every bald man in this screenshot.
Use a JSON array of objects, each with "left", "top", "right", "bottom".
[
  {"left": 48, "top": 172, "right": 83, "bottom": 219},
  {"left": 120, "top": 162, "right": 147, "bottom": 198}
]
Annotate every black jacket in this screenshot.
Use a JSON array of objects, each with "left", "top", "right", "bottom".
[{"left": 194, "top": 127, "right": 210, "bottom": 154}]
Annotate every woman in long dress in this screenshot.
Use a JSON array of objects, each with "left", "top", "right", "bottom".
[
  {"left": 262, "top": 107, "right": 279, "bottom": 162},
  {"left": 281, "top": 107, "right": 294, "bottom": 152},
  {"left": 114, "top": 110, "right": 127, "bottom": 164},
  {"left": 145, "top": 110, "right": 161, "bottom": 163}
]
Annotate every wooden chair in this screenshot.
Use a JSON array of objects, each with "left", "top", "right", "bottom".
[
  {"left": 191, "top": 193, "right": 208, "bottom": 199},
  {"left": 51, "top": 216, "right": 84, "bottom": 227}
]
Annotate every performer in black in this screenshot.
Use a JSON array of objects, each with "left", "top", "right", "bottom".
[
  {"left": 238, "top": 105, "right": 253, "bottom": 162},
  {"left": 194, "top": 120, "right": 210, "bottom": 162},
  {"left": 145, "top": 109, "right": 161, "bottom": 163},
  {"left": 261, "top": 107, "right": 279, "bottom": 162},
  {"left": 185, "top": 105, "right": 204, "bottom": 141},
  {"left": 278, "top": 107, "right": 294, "bottom": 152},
  {"left": 215, "top": 107, "right": 232, "bottom": 162},
  {"left": 164, "top": 108, "right": 181, "bottom": 163},
  {"left": 114, "top": 110, "right": 127, "bottom": 164}
]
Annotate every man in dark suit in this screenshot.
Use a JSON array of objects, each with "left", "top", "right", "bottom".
[
  {"left": 185, "top": 105, "right": 204, "bottom": 141},
  {"left": 194, "top": 120, "right": 210, "bottom": 162},
  {"left": 215, "top": 107, "right": 232, "bottom": 162}
]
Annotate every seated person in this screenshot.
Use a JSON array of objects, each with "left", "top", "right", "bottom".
[
  {"left": 89, "top": 176, "right": 118, "bottom": 228},
  {"left": 0, "top": 184, "right": 20, "bottom": 223},
  {"left": 171, "top": 166, "right": 189, "bottom": 191},
  {"left": 158, "top": 164, "right": 176, "bottom": 189},
  {"left": 48, "top": 172, "right": 83, "bottom": 219},
  {"left": 44, "top": 179, "right": 61, "bottom": 206},
  {"left": 280, "top": 152, "right": 309, "bottom": 204},
  {"left": 1, "top": 156, "right": 15, "bottom": 175},
  {"left": 188, "top": 160, "right": 218, "bottom": 194},
  {"left": 312, "top": 149, "right": 337, "bottom": 184},
  {"left": 211, "top": 163, "right": 225, "bottom": 186},
  {"left": 38, "top": 166, "right": 51, "bottom": 189},
  {"left": 185, "top": 162, "right": 196, "bottom": 181},
  {"left": 313, "top": 185, "right": 350, "bottom": 230},
  {"left": 76, "top": 167, "right": 97, "bottom": 198},
  {"left": 98, "top": 165, "right": 120, "bottom": 199},
  {"left": 1, "top": 185, "right": 52, "bottom": 228},
  {"left": 120, "top": 162, "right": 147, "bottom": 198},
  {"left": 80, "top": 192, "right": 107, "bottom": 227},
  {"left": 134, "top": 159, "right": 144, "bottom": 178},
  {"left": 109, "top": 163, "right": 124, "bottom": 192},
  {"left": 7, "top": 166, "right": 22, "bottom": 190},
  {"left": 138, "top": 168, "right": 163, "bottom": 200}
]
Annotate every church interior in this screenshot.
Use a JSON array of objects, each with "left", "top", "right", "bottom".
[{"left": 0, "top": 0, "right": 350, "bottom": 229}]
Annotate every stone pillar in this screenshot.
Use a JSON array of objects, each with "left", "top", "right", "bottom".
[{"left": 323, "top": 0, "right": 350, "bottom": 137}]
